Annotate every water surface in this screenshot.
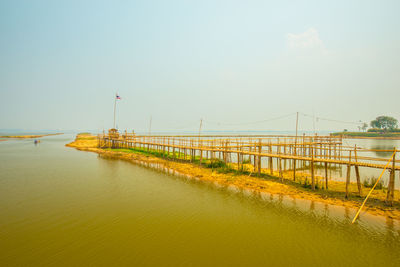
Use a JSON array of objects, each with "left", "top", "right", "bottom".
[{"left": 0, "top": 135, "right": 399, "bottom": 266}]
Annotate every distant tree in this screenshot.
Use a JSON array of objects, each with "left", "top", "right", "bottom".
[
  {"left": 370, "top": 116, "right": 398, "bottom": 131},
  {"left": 343, "top": 129, "right": 348, "bottom": 132},
  {"left": 361, "top": 123, "right": 368, "bottom": 132}
]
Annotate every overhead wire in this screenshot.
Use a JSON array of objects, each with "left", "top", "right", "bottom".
[
  {"left": 300, "top": 112, "right": 366, "bottom": 125},
  {"left": 204, "top": 113, "right": 296, "bottom": 126},
  {"left": 137, "top": 112, "right": 368, "bottom": 133}
]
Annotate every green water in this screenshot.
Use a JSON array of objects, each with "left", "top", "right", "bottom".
[{"left": 0, "top": 135, "right": 399, "bottom": 266}]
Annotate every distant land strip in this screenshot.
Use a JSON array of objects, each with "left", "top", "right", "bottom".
[
  {"left": 331, "top": 132, "right": 400, "bottom": 140},
  {"left": 0, "top": 133, "right": 63, "bottom": 139}
]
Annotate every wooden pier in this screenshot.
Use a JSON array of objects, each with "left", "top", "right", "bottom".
[{"left": 98, "top": 130, "right": 398, "bottom": 204}]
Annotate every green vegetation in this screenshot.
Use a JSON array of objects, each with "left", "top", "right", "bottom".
[
  {"left": 332, "top": 115, "right": 400, "bottom": 138},
  {"left": 105, "top": 147, "right": 187, "bottom": 160},
  {"left": 370, "top": 116, "right": 398, "bottom": 131},
  {"left": 242, "top": 158, "right": 251, "bottom": 164},
  {"left": 204, "top": 158, "right": 226, "bottom": 168},
  {"left": 107, "top": 147, "right": 261, "bottom": 177},
  {"left": 363, "top": 177, "right": 384, "bottom": 190},
  {"left": 301, "top": 178, "right": 324, "bottom": 190},
  {"left": 368, "top": 128, "right": 400, "bottom": 133}
]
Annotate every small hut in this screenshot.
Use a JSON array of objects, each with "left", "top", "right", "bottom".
[{"left": 108, "top": 128, "right": 119, "bottom": 139}]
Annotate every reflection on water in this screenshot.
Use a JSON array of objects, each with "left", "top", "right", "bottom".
[
  {"left": 351, "top": 139, "right": 399, "bottom": 158},
  {"left": 0, "top": 135, "right": 400, "bottom": 266},
  {"left": 371, "top": 145, "right": 397, "bottom": 157}
]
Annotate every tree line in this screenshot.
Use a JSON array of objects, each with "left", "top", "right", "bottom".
[{"left": 364, "top": 116, "right": 398, "bottom": 132}]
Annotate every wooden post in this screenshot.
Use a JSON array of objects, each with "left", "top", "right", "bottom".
[
  {"left": 293, "top": 146, "right": 297, "bottom": 181},
  {"left": 354, "top": 145, "right": 362, "bottom": 196},
  {"left": 269, "top": 142, "right": 273, "bottom": 175},
  {"left": 199, "top": 140, "right": 203, "bottom": 166},
  {"left": 345, "top": 151, "right": 352, "bottom": 199},
  {"left": 224, "top": 140, "right": 228, "bottom": 164},
  {"left": 311, "top": 143, "right": 315, "bottom": 190},
  {"left": 167, "top": 137, "right": 170, "bottom": 157},
  {"left": 162, "top": 137, "right": 165, "bottom": 157},
  {"left": 253, "top": 141, "right": 257, "bottom": 173},
  {"left": 283, "top": 145, "right": 287, "bottom": 170},
  {"left": 324, "top": 161, "right": 328, "bottom": 190},
  {"left": 235, "top": 138, "right": 240, "bottom": 171},
  {"left": 184, "top": 141, "right": 187, "bottom": 161},
  {"left": 386, "top": 148, "right": 396, "bottom": 206},
  {"left": 173, "top": 141, "right": 176, "bottom": 160},
  {"left": 191, "top": 139, "right": 193, "bottom": 161}
]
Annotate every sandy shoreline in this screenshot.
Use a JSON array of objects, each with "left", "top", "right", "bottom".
[{"left": 66, "top": 134, "right": 400, "bottom": 221}]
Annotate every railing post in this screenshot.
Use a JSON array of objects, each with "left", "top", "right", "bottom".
[
  {"left": 324, "top": 161, "right": 328, "bottom": 190},
  {"left": 386, "top": 148, "right": 396, "bottom": 206},
  {"left": 354, "top": 145, "right": 362, "bottom": 196},
  {"left": 269, "top": 141, "right": 273, "bottom": 175},
  {"left": 345, "top": 150, "right": 352, "bottom": 199},
  {"left": 311, "top": 143, "right": 315, "bottom": 190}
]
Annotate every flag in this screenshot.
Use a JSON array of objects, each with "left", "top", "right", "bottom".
[{"left": 116, "top": 94, "right": 121, "bottom": 100}]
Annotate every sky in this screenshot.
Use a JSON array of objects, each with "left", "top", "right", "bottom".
[{"left": 1, "top": 0, "right": 399, "bottom": 133}]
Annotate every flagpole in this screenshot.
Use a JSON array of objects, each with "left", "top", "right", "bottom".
[{"left": 113, "top": 93, "right": 117, "bottom": 129}]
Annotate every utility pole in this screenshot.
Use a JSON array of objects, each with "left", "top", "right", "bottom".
[
  {"left": 313, "top": 112, "right": 316, "bottom": 135},
  {"left": 198, "top": 118, "right": 203, "bottom": 139},
  {"left": 148, "top": 115, "right": 152, "bottom": 136},
  {"left": 293, "top": 112, "right": 299, "bottom": 181}
]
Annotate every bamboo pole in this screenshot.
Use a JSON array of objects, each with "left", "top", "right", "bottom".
[
  {"left": 352, "top": 151, "right": 396, "bottom": 223},
  {"left": 324, "top": 162, "right": 328, "bottom": 190},
  {"left": 283, "top": 145, "right": 287, "bottom": 170},
  {"left": 345, "top": 151, "right": 352, "bottom": 199},
  {"left": 253, "top": 142, "right": 257, "bottom": 174},
  {"left": 311, "top": 143, "right": 315, "bottom": 190},
  {"left": 293, "top": 113, "right": 298, "bottom": 181},
  {"left": 386, "top": 148, "right": 396, "bottom": 206},
  {"left": 354, "top": 145, "right": 362, "bottom": 196},
  {"left": 293, "top": 147, "right": 297, "bottom": 181},
  {"left": 269, "top": 142, "right": 273, "bottom": 175}
]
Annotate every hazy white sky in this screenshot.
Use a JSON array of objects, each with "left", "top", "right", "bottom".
[{"left": 1, "top": 0, "right": 399, "bottom": 133}]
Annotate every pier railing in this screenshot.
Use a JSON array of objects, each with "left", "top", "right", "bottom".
[{"left": 98, "top": 132, "right": 398, "bottom": 205}]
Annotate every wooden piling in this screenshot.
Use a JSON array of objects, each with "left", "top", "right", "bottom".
[
  {"left": 354, "top": 145, "right": 362, "bottom": 196},
  {"left": 311, "top": 143, "right": 315, "bottom": 190},
  {"left": 269, "top": 142, "right": 273, "bottom": 175},
  {"left": 324, "top": 162, "right": 328, "bottom": 190},
  {"left": 345, "top": 151, "right": 352, "bottom": 199},
  {"left": 386, "top": 148, "right": 396, "bottom": 206}
]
